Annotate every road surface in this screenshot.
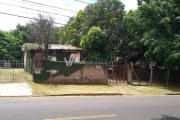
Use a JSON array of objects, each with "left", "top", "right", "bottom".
[{"left": 0, "top": 96, "right": 180, "bottom": 120}]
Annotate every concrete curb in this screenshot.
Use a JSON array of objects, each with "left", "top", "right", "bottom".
[
  {"left": 34, "top": 93, "right": 124, "bottom": 97},
  {"left": 166, "top": 93, "right": 180, "bottom": 95},
  {"left": 0, "top": 93, "right": 124, "bottom": 97},
  {"left": 1, "top": 93, "right": 180, "bottom": 97}
]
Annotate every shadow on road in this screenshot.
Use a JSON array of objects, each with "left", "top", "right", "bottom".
[{"left": 151, "top": 115, "right": 180, "bottom": 120}]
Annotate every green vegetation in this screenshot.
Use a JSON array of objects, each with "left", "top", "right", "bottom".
[
  {"left": 28, "top": 80, "right": 124, "bottom": 96},
  {"left": 0, "top": 30, "right": 22, "bottom": 59},
  {"left": 58, "top": 0, "right": 126, "bottom": 61},
  {"left": 33, "top": 61, "right": 84, "bottom": 82},
  {"left": 1, "top": 0, "right": 179, "bottom": 70},
  {"left": 23, "top": 43, "right": 38, "bottom": 50},
  {"left": 124, "top": 0, "right": 180, "bottom": 72},
  {"left": 28, "top": 80, "right": 180, "bottom": 96},
  {"left": 80, "top": 27, "right": 108, "bottom": 60},
  {"left": 0, "top": 69, "right": 32, "bottom": 83},
  {"left": 0, "top": 0, "right": 180, "bottom": 84},
  {"left": 130, "top": 85, "right": 180, "bottom": 95}
]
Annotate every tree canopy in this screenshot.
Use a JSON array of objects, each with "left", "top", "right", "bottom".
[
  {"left": 0, "top": 30, "right": 22, "bottom": 59},
  {"left": 124, "top": 0, "right": 180, "bottom": 71},
  {"left": 59, "top": 0, "right": 126, "bottom": 61}
]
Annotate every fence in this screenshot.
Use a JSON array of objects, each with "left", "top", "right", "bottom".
[
  {"left": 133, "top": 68, "right": 180, "bottom": 85},
  {"left": 0, "top": 60, "right": 24, "bottom": 68},
  {"left": 0, "top": 59, "right": 33, "bottom": 83}
]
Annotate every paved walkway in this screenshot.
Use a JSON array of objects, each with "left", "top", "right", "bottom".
[{"left": 0, "top": 83, "right": 32, "bottom": 96}]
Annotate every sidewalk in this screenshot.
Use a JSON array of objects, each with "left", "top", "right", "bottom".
[{"left": 0, "top": 83, "right": 32, "bottom": 96}]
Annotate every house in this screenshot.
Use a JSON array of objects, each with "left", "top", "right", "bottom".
[{"left": 22, "top": 43, "right": 82, "bottom": 69}]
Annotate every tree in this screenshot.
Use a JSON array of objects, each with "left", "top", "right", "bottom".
[
  {"left": 28, "top": 13, "right": 56, "bottom": 60},
  {"left": 0, "top": 30, "right": 22, "bottom": 59},
  {"left": 53, "top": 27, "right": 62, "bottom": 43},
  {"left": 80, "top": 26, "right": 107, "bottom": 60},
  {"left": 81, "top": 0, "right": 126, "bottom": 60},
  {"left": 58, "top": 10, "right": 84, "bottom": 47},
  {"left": 58, "top": 0, "right": 127, "bottom": 61},
  {"left": 10, "top": 24, "right": 31, "bottom": 44},
  {"left": 124, "top": 0, "right": 180, "bottom": 71}
]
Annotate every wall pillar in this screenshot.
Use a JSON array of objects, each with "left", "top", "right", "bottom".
[{"left": 127, "top": 64, "right": 132, "bottom": 84}]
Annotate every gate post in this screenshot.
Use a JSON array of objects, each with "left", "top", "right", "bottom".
[{"left": 127, "top": 64, "right": 132, "bottom": 84}]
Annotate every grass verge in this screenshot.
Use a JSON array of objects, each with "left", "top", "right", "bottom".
[
  {"left": 129, "top": 86, "right": 180, "bottom": 95},
  {"left": 129, "top": 81, "right": 180, "bottom": 95},
  {"left": 27, "top": 80, "right": 180, "bottom": 96},
  {"left": 27, "top": 81, "right": 125, "bottom": 96}
]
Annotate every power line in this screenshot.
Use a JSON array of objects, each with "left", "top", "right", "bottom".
[
  {"left": 20, "top": 0, "right": 77, "bottom": 12},
  {"left": 20, "top": 11, "right": 68, "bottom": 22},
  {"left": 0, "top": 2, "right": 73, "bottom": 18},
  {"left": 74, "top": 0, "right": 92, "bottom": 4},
  {"left": 0, "top": 12, "right": 66, "bottom": 25}
]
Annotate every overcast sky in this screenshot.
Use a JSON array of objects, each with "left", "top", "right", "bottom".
[{"left": 0, "top": 0, "right": 137, "bottom": 31}]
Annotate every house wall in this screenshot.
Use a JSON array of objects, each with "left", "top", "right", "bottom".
[
  {"left": 48, "top": 64, "right": 108, "bottom": 85},
  {"left": 55, "top": 50, "right": 80, "bottom": 61},
  {"left": 24, "top": 52, "right": 27, "bottom": 67},
  {"left": 75, "top": 52, "right": 80, "bottom": 62},
  {"left": 24, "top": 50, "right": 81, "bottom": 62},
  {"left": 24, "top": 50, "right": 33, "bottom": 68}
]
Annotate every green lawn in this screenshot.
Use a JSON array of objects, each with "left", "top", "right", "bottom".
[
  {"left": 0, "top": 69, "right": 32, "bottom": 83},
  {"left": 129, "top": 85, "right": 180, "bottom": 95},
  {"left": 27, "top": 81, "right": 125, "bottom": 96},
  {"left": 129, "top": 81, "right": 180, "bottom": 95}
]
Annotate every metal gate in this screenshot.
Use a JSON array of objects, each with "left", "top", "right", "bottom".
[
  {"left": 108, "top": 64, "right": 127, "bottom": 85},
  {"left": 0, "top": 60, "right": 32, "bottom": 83}
]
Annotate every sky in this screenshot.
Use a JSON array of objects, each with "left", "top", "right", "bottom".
[{"left": 0, "top": 0, "right": 138, "bottom": 31}]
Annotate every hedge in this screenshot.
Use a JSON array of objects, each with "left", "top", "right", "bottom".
[{"left": 33, "top": 60, "right": 84, "bottom": 82}]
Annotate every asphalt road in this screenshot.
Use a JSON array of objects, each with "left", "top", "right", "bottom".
[{"left": 0, "top": 96, "right": 180, "bottom": 120}]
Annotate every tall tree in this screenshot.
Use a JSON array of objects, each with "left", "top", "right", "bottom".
[
  {"left": 28, "top": 13, "right": 56, "bottom": 60},
  {"left": 80, "top": 26, "right": 107, "bottom": 60},
  {"left": 81, "top": 0, "right": 126, "bottom": 60},
  {"left": 58, "top": 11, "right": 84, "bottom": 47},
  {"left": 58, "top": 0, "right": 127, "bottom": 61}
]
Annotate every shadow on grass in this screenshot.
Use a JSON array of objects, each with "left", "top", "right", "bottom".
[
  {"left": 161, "top": 87, "right": 180, "bottom": 94},
  {"left": 129, "top": 81, "right": 180, "bottom": 94},
  {"left": 151, "top": 115, "right": 180, "bottom": 120}
]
